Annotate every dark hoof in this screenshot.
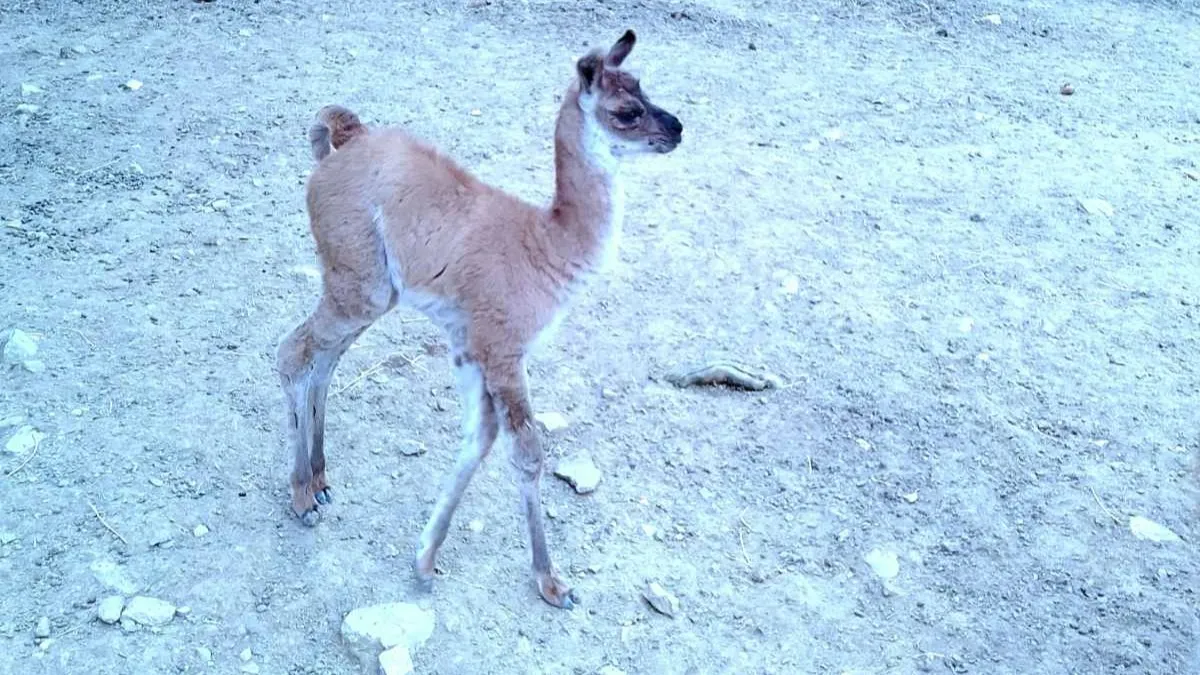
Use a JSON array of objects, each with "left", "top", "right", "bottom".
[
  {"left": 314, "top": 487, "right": 333, "bottom": 505},
  {"left": 298, "top": 508, "right": 320, "bottom": 527}
]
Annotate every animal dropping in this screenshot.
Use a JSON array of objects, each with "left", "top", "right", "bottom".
[{"left": 274, "top": 30, "right": 682, "bottom": 610}]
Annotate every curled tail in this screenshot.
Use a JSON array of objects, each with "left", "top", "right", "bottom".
[{"left": 308, "top": 105, "right": 366, "bottom": 161}]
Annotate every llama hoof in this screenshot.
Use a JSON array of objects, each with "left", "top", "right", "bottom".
[
  {"left": 314, "top": 487, "right": 333, "bottom": 505},
  {"left": 298, "top": 508, "right": 321, "bottom": 527},
  {"left": 536, "top": 573, "right": 578, "bottom": 610}
]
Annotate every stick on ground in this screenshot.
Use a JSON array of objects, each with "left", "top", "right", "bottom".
[
  {"left": 88, "top": 502, "right": 129, "bottom": 546},
  {"left": 667, "top": 362, "right": 782, "bottom": 391}
]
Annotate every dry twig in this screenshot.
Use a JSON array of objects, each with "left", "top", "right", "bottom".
[
  {"left": 1089, "top": 487, "right": 1123, "bottom": 525},
  {"left": 667, "top": 362, "right": 782, "bottom": 391},
  {"left": 4, "top": 435, "right": 42, "bottom": 478},
  {"left": 88, "top": 502, "right": 129, "bottom": 546}
]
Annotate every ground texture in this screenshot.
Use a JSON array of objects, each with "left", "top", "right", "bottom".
[{"left": 1, "top": 0, "right": 1198, "bottom": 673}]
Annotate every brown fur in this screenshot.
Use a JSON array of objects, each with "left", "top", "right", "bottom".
[{"left": 275, "top": 30, "right": 682, "bottom": 608}]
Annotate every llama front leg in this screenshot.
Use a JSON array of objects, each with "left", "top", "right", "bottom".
[
  {"left": 487, "top": 360, "right": 577, "bottom": 609},
  {"left": 415, "top": 355, "right": 500, "bottom": 582}
]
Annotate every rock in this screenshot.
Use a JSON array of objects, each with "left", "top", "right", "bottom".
[
  {"left": 1060, "top": 83, "right": 1075, "bottom": 96},
  {"left": 598, "top": 667, "right": 628, "bottom": 675},
  {"left": 534, "top": 411, "right": 569, "bottom": 433},
  {"left": 864, "top": 548, "right": 900, "bottom": 579},
  {"left": 35, "top": 616, "right": 51, "bottom": 638},
  {"left": 1078, "top": 198, "right": 1114, "bottom": 217},
  {"left": 1129, "top": 516, "right": 1181, "bottom": 543},
  {"left": 122, "top": 79, "right": 143, "bottom": 91},
  {"left": 0, "top": 415, "right": 24, "bottom": 429},
  {"left": 341, "top": 602, "right": 435, "bottom": 670},
  {"left": 193, "top": 524, "right": 210, "bottom": 537},
  {"left": 0, "top": 530, "right": 17, "bottom": 545},
  {"left": 195, "top": 646, "right": 213, "bottom": 662},
  {"left": 553, "top": 452, "right": 602, "bottom": 494},
  {"left": 22, "top": 360, "right": 46, "bottom": 373},
  {"left": 240, "top": 648, "right": 253, "bottom": 661},
  {"left": 90, "top": 558, "right": 140, "bottom": 594},
  {"left": 240, "top": 664, "right": 260, "bottom": 674},
  {"left": 4, "top": 426, "right": 44, "bottom": 455},
  {"left": 2, "top": 329, "right": 37, "bottom": 363},
  {"left": 467, "top": 519, "right": 484, "bottom": 533},
  {"left": 397, "top": 440, "right": 426, "bottom": 457},
  {"left": 211, "top": 199, "right": 230, "bottom": 211},
  {"left": 97, "top": 596, "right": 124, "bottom": 624},
  {"left": 289, "top": 264, "right": 321, "bottom": 281},
  {"left": 21, "top": 83, "right": 43, "bottom": 96},
  {"left": 15, "top": 103, "right": 39, "bottom": 114},
  {"left": 123, "top": 596, "right": 176, "bottom": 626},
  {"left": 642, "top": 582, "right": 679, "bottom": 617},
  {"left": 379, "top": 645, "right": 415, "bottom": 675}
]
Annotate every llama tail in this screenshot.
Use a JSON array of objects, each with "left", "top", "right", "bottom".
[{"left": 308, "top": 105, "right": 366, "bottom": 161}]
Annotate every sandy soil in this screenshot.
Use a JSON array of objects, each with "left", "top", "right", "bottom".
[{"left": 1, "top": 0, "right": 1198, "bottom": 673}]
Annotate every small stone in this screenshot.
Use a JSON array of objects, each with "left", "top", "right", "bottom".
[
  {"left": 553, "top": 452, "right": 601, "bottom": 494},
  {"left": 3, "top": 329, "right": 38, "bottom": 363},
  {"left": 397, "top": 440, "right": 426, "bottom": 456},
  {"left": 238, "top": 28, "right": 254, "bottom": 37},
  {"left": 864, "top": 548, "right": 900, "bottom": 579},
  {"left": 15, "top": 103, "right": 39, "bottom": 113},
  {"left": 211, "top": 199, "right": 230, "bottom": 211},
  {"left": 900, "top": 491, "right": 919, "bottom": 504},
  {"left": 21, "top": 83, "right": 42, "bottom": 96},
  {"left": 97, "top": 596, "right": 124, "bottom": 624},
  {"left": 22, "top": 360, "right": 45, "bottom": 373},
  {"left": 0, "top": 415, "right": 24, "bottom": 429},
  {"left": 469, "top": 108, "right": 482, "bottom": 116},
  {"left": 854, "top": 438, "right": 873, "bottom": 451},
  {"left": 641, "top": 524, "right": 657, "bottom": 537},
  {"left": 193, "top": 524, "right": 210, "bottom": 537},
  {"left": 122, "top": 79, "right": 143, "bottom": 91},
  {"left": 240, "top": 647, "right": 253, "bottom": 662},
  {"left": 148, "top": 477, "right": 165, "bottom": 487},
  {"left": 123, "top": 596, "right": 176, "bottom": 626},
  {"left": 195, "top": 646, "right": 213, "bottom": 662},
  {"left": 642, "top": 582, "right": 679, "bottom": 617},
  {"left": 4, "top": 426, "right": 44, "bottom": 455},
  {"left": 1129, "top": 516, "right": 1181, "bottom": 543},
  {"left": 1078, "top": 198, "right": 1114, "bottom": 217},
  {"left": 341, "top": 603, "right": 435, "bottom": 670},
  {"left": 534, "top": 411, "right": 569, "bottom": 433},
  {"left": 35, "top": 616, "right": 51, "bottom": 638},
  {"left": 467, "top": 519, "right": 484, "bottom": 533},
  {"left": 90, "top": 558, "right": 140, "bottom": 594},
  {"left": 240, "top": 664, "right": 260, "bottom": 674},
  {"left": 0, "top": 530, "right": 17, "bottom": 545},
  {"left": 982, "top": 13, "right": 1001, "bottom": 24},
  {"left": 379, "top": 645, "right": 415, "bottom": 675},
  {"left": 1060, "top": 83, "right": 1075, "bottom": 96},
  {"left": 289, "top": 264, "right": 321, "bottom": 281}
]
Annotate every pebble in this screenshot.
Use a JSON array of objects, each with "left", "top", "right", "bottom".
[
  {"left": 193, "top": 524, "right": 210, "bottom": 537},
  {"left": 122, "top": 79, "right": 143, "bottom": 91},
  {"left": 864, "top": 548, "right": 900, "bottom": 580},
  {"left": 379, "top": 645, "right": 415, "bottom": 675},
  {"left": 15, "top": 103, "right": 39, "bottom": 114},
  {"left": 1129, "top": 516, "right": 1181, "bottom": 543},
  {"left": 195, "top": 646, "right": 213, "bottom": 662},
  {"left": 240, "top": 664, "right": 260, "bottom": 674},
  {"left": 90, "top": 558, "right": 140, "bottom": 594},
  {"left": 122, "top": 596, "right": 177, "bottom": 626},
  {"left": 553, "top": 452, "right": 602, "bottom": 494},
  {"left": 211, "top": 199, "right": 230, "bottom": 211},
  {"left": 467, "top": 519, "right": 484, "bottom": 533},
  {"left": 642, "top": 582, "right": 679, "bottom": 617},
  {"left": 534, "top": 411, "right": 569, "bottom": 433},
  {"left": 4, "top": 426, "right": 44, "bottom": 455},
  {"left": 341, "top": 602, "right": 435, "bottom": 670},
  {"left": 2, "top": 329, "right": 37, "bottom": 363},
  {"left": 240, "top": 648, "right": 253, "bottom": 662},
  {"left": 35, "top": 616, "right": 51, "bottom": 638},
  {"left": 0, "top": 530, "right": 17, "bottom": 545},
  {"left": 21, "top": 83, "right": 43, "bottom": 96},
  {"left": 97, "top": 596, "right": 125, "bottom": 624},
  {"left": 22, "top": 360, "right": 46, "bottom": 373}
]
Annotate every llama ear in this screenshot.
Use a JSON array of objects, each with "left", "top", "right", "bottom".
[
  {"left": 576, "top": 50, "right": 603, "bottom": 92},
  {"left": 605, "top": 29, "right": 636, "bottom": 68}
]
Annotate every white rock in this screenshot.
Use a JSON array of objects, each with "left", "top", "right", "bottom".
[
  {"left": 1078, "top": 198, "right": 1114, "bottom": 217},
  {"left": 2, "top": 329, "right": 37, "bottom": 363},
  {"left": 240, "top": 664, "right": 260, "bottom": 674},
  {"left": 0, "top": 415, "right": 24, "bottom": 429},
  {"left": 35, "top": 616, "right": 51, "bottom": 638},
  {"left": 864, "top": 548, "right": 900, "bottom": 579},
  {"left": 193, "top": 524, "right": 210, "bottom": 537},
  {"left": 22, "top": 360, "right": 46, "bottom": 373},
  {"left": 0, "top": 530, "right": 17, "bottom": 545},
  {"left": 90, "top": 558, "right": 140, "bottom": 594},
  {"left": 240, "top": 648, "right": 253, "bottom": 661},
  {"left": 290, "top": 264, "right": 321, "bottom": 281},
  {"left": 123, "top": 79, "right": 143, "bottom": 91},
  {"left": 195, "top": 646, "right": 213, "bottom": 662},
  {"left": 379, "top": 645, "right": 415, "bottom": 675},
  {"left": 4, "top": 426, "right": 43, "bottom": 455},
  {"left": 553, "top": 452, "right": 602, "bottom": 494},
  {"left": 97, "top": 596, "right": 124, "bottom": 624},
  {"left": 123, "top": 596, "right": 176, "bottom": 626},
  {"left": 21, "top": 83, "right": 43, "bottom": 96},
  {"left": 534, "top": 411, "right": 569, "bottom": 433},
  {"left": 341, "top": 603, "right": 434, "bottom": 670},
  {"left": 1129, "top": 516, "right": 1181, "bottom": 543},
  {"left": 642, "top": 582, "right": 679, "bottom": 617}
]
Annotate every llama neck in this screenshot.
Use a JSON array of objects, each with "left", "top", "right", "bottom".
[{"left": 547, "top": 87, "right": 624, "bottom": 269}]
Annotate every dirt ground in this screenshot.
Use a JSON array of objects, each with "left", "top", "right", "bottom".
[{"left": 2, "top": 0, "right": 1198, "bottom": 673}]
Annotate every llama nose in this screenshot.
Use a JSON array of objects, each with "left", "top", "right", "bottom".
[{"left": 664, "top": 113, "right": 683, "bottom": 138}]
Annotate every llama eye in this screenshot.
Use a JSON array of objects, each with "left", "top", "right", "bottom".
[{"left": 613, "top": 109, "right": 643, "bottom": 124}]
